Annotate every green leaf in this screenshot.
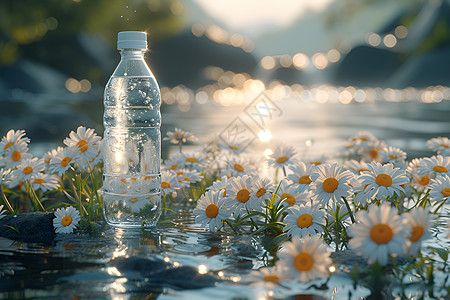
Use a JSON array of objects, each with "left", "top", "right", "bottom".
[{"left": 433, "top": 247, "right": 449, "bottom": 262}]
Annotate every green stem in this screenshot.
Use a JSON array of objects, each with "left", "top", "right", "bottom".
[
  {"left": 25, "top": 180, "right": 45, "bottom": 211},
  {"left": 0, "top": 184, "right": 14, "bottom": 213},
  {"left": 342, "top": 197, "right": 356, "bottom": 224}
]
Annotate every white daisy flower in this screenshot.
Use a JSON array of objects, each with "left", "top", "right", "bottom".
[
  {"left": 226, "top": 175, "right": 263, "bottom": 215},
  {"left": 358, "top": 162, "right": 409, "bottom": 200},
  {"left": 286, "top": 162, "right": 316, "bottom": 193},
  {"left": 277, "top": 235, "right": 332, "bottom": 283},
  {"left": 428, "top": 174, "right": 450, "bottom": 205},
  {"left": 83, "top": 139, "right": 103, "bottom": 170},
  {"left": 403, "top": 207, "right": 433, "bottom": 255},
  {"left": 0, "top": 129, "right": 30, "bottom": 156},
  {"left": 42, "top": 147, "right": 64, "bottom": 166},
  {"left": 161, "top": 170, "right": 179, "bottom": 195},
  {"left": 30, "top": 173, "right": 60, "bottom": 192},
  {"left": 193, "top": 190, "right": 231, "bottom": 231},
  {"left": 349, "top": 131, "right": 378, "bottom": 149},
  {"left": 179, "top": 151, "right": 208, "bottom": 171},
  {"left": 63, "top": 126, "right": 101, "bottom": 164},
  {"left": 411, "top": 173, "right": 431, "bottom": 191},
  {"left": 175, "top": 169, "right": 203, "bottom": 188},
  {"left": 405, "top": 158, "right": 422, "bottom": 175},
  {"left": 0, "top": 205, "right": 6, "bottom": 220},
  {"left": 361, "top": 140, "right": 386, "bottom": 163},
  {"left": 250, "top": 177, "right": 273, "bottom": 202},
  {"left": 379, "top": 146, "right": 407, "bottom": 169},
  {"left": 344, "top": 160, "right": 370, "bottom": 175},
  {"left": 351, "top": 176, "right": 375, "bottom": 206},
  {"left": 163, "top": 156, "right": 182, "bottom": 171},
  {"left": 53, "top": 206, "right": 81, "bottom": 234},
  {"left": 1, "top": 142, "right": 32, "bottom": 168},
  {"left": 283, "top": 202, "right": 324, "bottom": 237},
  {"left": 247, "top": 265, "right": 286, "bottom": 289},
  {"left": 10, "top": 157, "right": 45, "bottom": 184},
  {"left": 276, "top": 182, "right": 310, "bottom": 207},
  {"left": 125, "top": 195, "right": 152, "bottom": 213},
  {"left": 223, "top": 156, "right": 256, "bottom": 177},
  {"left": 417, "top": 155, "right": 450, "bottom": 177},
  {"left": 348, "top": 203, "right": 410, "bottom": 266},
  {"left": 219, "top": 139, "right": 248, "bottom": 156},
  {"left": 267, "top": 144, "right": 298, "bottom": 169},
  {"left": 207, "top": 175, "right": 229, "bottom": 198},
  {"left": 427, "top": 137, "right": 450, "bottom": 156},
  {"left": 163, "top": 128, "right": 197, "bottom": 145},
  {"left": 310, "top": 163, "right": 354, "bottom": 206},
  {"left": 48, "top": 148, "right": 75, "bottom": 176}
]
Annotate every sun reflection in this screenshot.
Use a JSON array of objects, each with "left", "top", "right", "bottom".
[
  {"left": 264, "top": 148, "right": 273, "bottom": 159},
  {"left": 258, "top": 129, "right": 272, "bottom": 142},
  {"left": 106, "top": 267, "right": 122, "bottom": 276},
  {"left": 112, "top": 249, "right": 127, "bottom": 259},
  {"left": 367, "top": 33, "right": 381, "bottom": 47},
  {"left": 395, "top": 25, "right": 408, "bottom": 39},
  {"left": 261, "top": 56, "right": 276, "bottom": 70},
  {"left": 292, "top": 53, "right": 309, "bottom": 69},
  {"left": 383, "top": 34, "right": 397, "bottom": 48},
  {"left": 198, "top": 264, "right": 208, "bottom": 274},
  {"left": 312, "top": 52, "right": 328, "bottom": 69}
]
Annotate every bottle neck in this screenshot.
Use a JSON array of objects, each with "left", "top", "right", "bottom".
[{"left": 119, "top": 49, "right": 146, "bottom": 60}]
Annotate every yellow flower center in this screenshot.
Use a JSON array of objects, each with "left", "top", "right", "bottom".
[
  {"left": 61, "top": 216, "right": 72, "bottom": 227},
  {"left": 375, "top": 174, "right": 393, "bottom": 187},
  {"left": 12, "top": 150, "right": 22, "bottom": 162},
  {"left": 161, "top": 181, "right": 171, "bottom": 189},
  {"left": 389, "top": 155, "right": 399, "bottom": 159},
  {"left": 205, "top": 203, "right": 219, "bottom": 218},
  {"left": 23, "top": 166, "right": 33, "bottom": 175},
  {"left": 256, "top": 187, "right": 266, "bottom": 198},
  {"left": 234, "top": 163, "right": 244, "bottom": 172},
  {"left": 3, "top": 142, "right": 14, "bottom": 150},
  {"left": 433, "top": 165, "right": 448, "bottom": 173},
  {"left": 440, "top": 143, "right": 449, "bottom": 148},
  {"left": 263, "top": 275, "right": 280, "bottom": 283},
  {"left": 417, "top": 174, "right": 430, "bottom": 186},
  {"left": 409, "top": 225, "right": 424, "bottom": 243},
  {"left": 309, "top": 161, "right": 322, "bottom": 166},
  {"left": 360, "top": 137, "right": 368, "bottom": 141},
  {"left": 358, "top": 168, "right": 370, "bottom": 173},
  {"left": 369, "top": 149, "right": 379, "bottom": 158},
  {"left": 370, "top": 224, "right": 393, "bottom": 244},
  {"left": 61, "top": 157, "right": 72, "bottom": 167},
  {"left": 76, "top": 140, "right": 89, "bottom": 152},
  {"left": 281, "top": 193, "right": 295, "bottom": 205},
  {"left": 296, "top": 213, "right": 313, "bottom": 228},
  {"left": 322, "top": 178, "right": 339, "bottom": 193},
  {"left": 34, "top": 178, "right": 46, "bottom": 184},
  {"left": 276, "top": 156, "right": 289, "bottom": 164},
  {"left": 184, "top": 177, "right": 190, "bottom": 182},
  {"left": 236, "top": 189, "right": 250, "bottom": 203},
  {"left": 441, "top": 188, "right": 450, "bottom": 197},
  {"left": 299, "top": 175, "right": 312, "bottom": 184},
  {"left": 229, "top": 145, "right": 239, "bottom": 150},
  {"left": 185, "top": 157, "right": 198, "bottom": 163},
  {"left": 176, "top": 171, "right": 184, "bottom": 176},
  {"left": 219, "top": 187, "right": 227, "bottom": 197},
  {"left": 170, "top": 164, "right": 177, "bottom": 170},
  {"left": 293, "top": 252, "right": 314, "bottom": 272},
  {"left": 44, "top": 158, "right": 51, "bottom": 164}
]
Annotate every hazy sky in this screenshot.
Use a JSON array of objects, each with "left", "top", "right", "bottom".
[{"left": 193, "top": 0, "right": 334, "bottom": 37}]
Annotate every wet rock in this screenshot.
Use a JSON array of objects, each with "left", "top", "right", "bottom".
[
  {"left": 0, "top": 212, "right": 55, "bottom": 244},
  {"left": 110, "top": 256, "right": 223, "bottom": 289}
]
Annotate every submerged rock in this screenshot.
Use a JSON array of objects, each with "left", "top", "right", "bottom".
[
  {"left": 109, "top": 256, "right": 223, "bottom": 289},
  {"left": 0, "top": 212, "right": 55, "bottom": 244}
]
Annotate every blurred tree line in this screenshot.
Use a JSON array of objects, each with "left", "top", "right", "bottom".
[{"left": 0, "top": 0, "right": 185, "bottom": 83}]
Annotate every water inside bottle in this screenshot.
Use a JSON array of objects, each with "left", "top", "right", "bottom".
[{"left": 103, "top": 76, "right": 161, "bottom": 227}]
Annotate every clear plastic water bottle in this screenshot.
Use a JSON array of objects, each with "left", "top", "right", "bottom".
[{"left": 103, "top": 31, "right": 161, "bottom": 227}]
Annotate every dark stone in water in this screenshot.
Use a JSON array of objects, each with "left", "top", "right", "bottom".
[
  {"left": 0, "top": 212, "right": 55, "bottom": 244},
  {"left": 110, "top": 256, "right": 222, "bottom": 289}
]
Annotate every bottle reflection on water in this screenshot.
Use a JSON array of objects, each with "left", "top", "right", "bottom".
[{"left": 103, "top": 31, "right": 161, "bottom": 227}]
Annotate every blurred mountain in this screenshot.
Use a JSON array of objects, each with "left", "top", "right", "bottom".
[{"left": 149, "top": 30, "right": 258, "bottom": 88}]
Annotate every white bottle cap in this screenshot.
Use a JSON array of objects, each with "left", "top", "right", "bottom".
[{"left": 117, "top": 31, "right": 147, "bottom": 50}]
